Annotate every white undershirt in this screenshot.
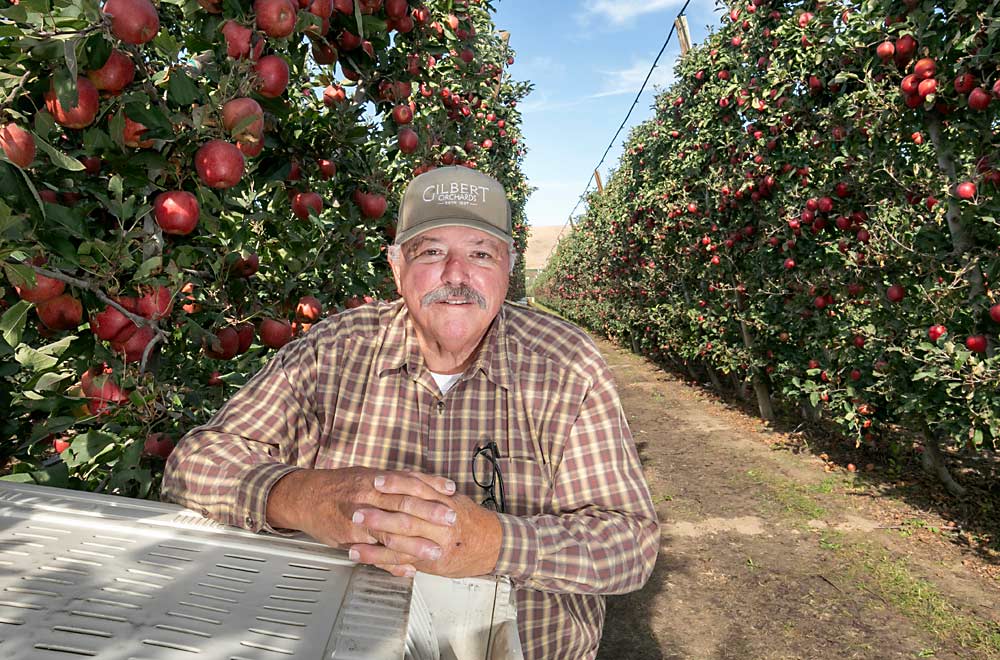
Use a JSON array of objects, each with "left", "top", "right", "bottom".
[{"left": 429, "top": 370, "right": 463, "bottom": 394}]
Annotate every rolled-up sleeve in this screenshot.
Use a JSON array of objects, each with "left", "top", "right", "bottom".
[{"left": 161, "top": 335, "right": 321, "bottom": 533}]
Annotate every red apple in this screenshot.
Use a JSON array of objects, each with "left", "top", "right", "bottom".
[
  {"left": 968, "top": 87, "right": 991, "bottom": 111},
  {"left": 13, "top": 267, "right": 65, "bottom": 303},
  {"left": 91, "top": 301, "right": 138, "bottom": 343},
  {"left": 928, "top": 324, "right": 947, "bottom": 341},
  {"left": 122, "top": 115, "right": 154, "bottom": 148},
  {"left": 0, "top": 123, "right": 35, "bottom": 168},
  {"left": 36, "top": 294, "right": 83, "bottom": 330},
  {"left": 137, "top": 285, "right": 173, "bottom": 319},
  {"left": 53, "top": 437, "right": 72, "bottom": 453},
  {"left": 254, "top": 0, "right": 297, "bottom": 38},
  {"left": 222, "top": 21, "right": 262, "bottom": 59},
  {"left": 953, "top": 73, "right": 976, "bottom": 94},
  {"left": 87, "top": 49, "right": 135, "bottom": 93},
  {"left": 913, "top": 57, "right": 935, "bottom": 79},
  {"left": 143, "top": 432, "right": 175, "bottom": 459},
  {"left": 254, "top": 55, "right": 290, "bottom": 97},
  {"left": 207, "top": 371, "right": 223, "bottom": 386},
  {"left": 296, "top": 295, "right": 322, "bottom": 321},
  {"left": 887, "top": 284, "right": 905, "bottom": 303},
  {"left": 876, "top": 41, "right": 894, "bottom": 61},
  {"left": 113, "top": 325, "right": 156, "bottom": 363},
  {"left": 195, "top": 139, "right": 245, "bottom": 188},
  {"left": 44, "top": 77, "right": 99, "bottom": 129},
  {"left": 260, "top": 318, "right": 292, "bottom": 348},
  {"left": 965, "top": 335, "right": 987, "bottom": 353},
  {"left": 323, "top": 84, "right": 347, "bottom": 106},
  {"left": 103, "top": 0, "right": 159, "bottom": 45},
  {"left": 154, "top": 191, "right": 200, "bottom": 235},
  {"left": 385, "top": 0, "right": 406, "bottom": 18},
  {"left": 990, "top": 303, "right": 1000, "bottom": 324},
  {"left": 318, "top": 158, "right": 336, "bottom": 178},
  {"left": 398, "top": 127, "right": 419, "bottom": 153},
  {"left": 231, "top": 252, "right": 259, "bottom": 278},
  {"left": 235, "top": 322, "right": 255, "bottom": 353},
  {"left": 956, "top": 181, "right": 976, "bottom": 199},
  {"left": 291, "top": 190, "right": 323, "bottom": 219},
  {"left": 354, "top": 190, "right": 387, "bottom": 219},
  {"left": 204, "top": 326, "right": 239, "bottom": 359},
  {"left": 392, "top": 104, "right": 413, "bottom": 124},
  {"left": 81, "top": 366, "right": 128, "bottom": 415}
]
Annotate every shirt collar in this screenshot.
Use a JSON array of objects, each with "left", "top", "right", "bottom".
[{"left": 375, "top": 300, "right": 513, "bottom": 391}]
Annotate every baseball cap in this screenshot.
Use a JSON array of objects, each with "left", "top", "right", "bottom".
[{"left": 395, "top": 166, "right": 512, "bottom": 245}]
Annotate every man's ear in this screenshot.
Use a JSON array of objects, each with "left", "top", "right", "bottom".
[{"left": 388, "top": 248, "right": 404, "bottom": 294}]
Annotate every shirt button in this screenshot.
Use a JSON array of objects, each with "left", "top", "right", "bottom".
[{"left": 437, "top": 400, "right": 445, "bottom": 413}]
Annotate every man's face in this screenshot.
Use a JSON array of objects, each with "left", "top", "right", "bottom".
[{"left": 390, "top": 226, "right": 510, "bottom": 358}]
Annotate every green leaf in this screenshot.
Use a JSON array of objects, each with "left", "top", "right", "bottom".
[
  {"left": 53, "top": 67, "right": 79, "bottom": 110},
  {"left": 33, "top": 134, "right": 86, "bottom": 171},
  {"left": 167, "top": 69, "right": 201, "bottom": 105},
  {"left": 135, "top": 256, "right": 163, "bottom": 279},
  {"left": 353, "top": 0, "right": 364, "bottom": 38},
  {"left": 0, "top": 299, "right": 31, "bottom": 348},
  {"left": 83, "top": 34, "right": 112, "bottom": 70},
  {"left": 64, "top": 430, "right": 118, "bottom": 467},
  {"left": 63, "top": 35, "right": 80, "bottom": 82}
]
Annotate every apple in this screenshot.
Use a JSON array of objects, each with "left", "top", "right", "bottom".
[
  {"left": 0, "top": 123, "right": 35, "bottom": 168},
  {"left": 235, "top": 322, "right": 255, "bottom": 353},
  {"left": 783, "top": 257, "right": 795, "bottom": 270},
  {"left": 894, "top": 34, "right": 916, "bottom": 63},
  {"left": 91, "top": 301, "right": 138, "bottom": 343},
  {"left": 990, "top": 304, "right": 1000, "bottom": 324},
  {"left": 876, "top": 41, "right": 894, "bottom": 61},
  {"left": 222, "top": 21, "right": 262, "bottom": 59},
  {"left": 323, "top": 84, "right": 347, "bottom": 106},
  {"left": 392, "top": 104, "right": 413, "bottom": 124},
  {"left": 333, "top": 0, "right": 352, "bottom": 12},
  {"left": 254, "top": 55, "right": 290, "bottom": 97},
  {"left": 37, "top": 294, "right": 83, "bottom": 330},
  {"left": 154, "top": 191, "right": 200, "bottom": 235},
  {"left": 53, "top": 437, "right": 72, "bottom": 453},
  {"left": 122, "top": 115, "right": 154, "bottom": 148},
  {"left": 968, "top": 87, "right": 991, "bottom": 111},
  {"left": 143, "top": 432, "right": 175, "bottom": 460},
  {"left": 318, "top": 158, "right": 336, "bottom": 178},
  {"left": 291, "top": 190, "right": 323, "bottom": 219},
  {"left": 13, "top": 267, "right": 65, "bottom": 303},
  {"left": 956, "top": 181, "right": 976, "bottom": 199},
  {"left": 954, "top": 73, "right": 976, "bottom": 95},
  {"left": 137, "top": 285, "right": 173, "bottom": 319},
  {"left": 850, "top": 369, "right": 862, "bottom": 381},
  {"left": 338, "top": 29, "right": 361, "bottom": 51},
  {"left": 195, "top": 139, "right": 245, "bottom": 188},
  {"left": 354, "top": 190, "right": 387, "bottom": 219},
  {"left": 231, "top": 252, "right": 259, "bottom": 278},
  {"left": 44, "top": 77, "right": 99, "bottom": 129},
  {"left": 197, "top": 0, "right": 222, "bottom": 12},
  {"left": 913, "top": 57, "right": 935, "bottom": 79},
  {"left": 207, "top": 371, "right": 223, "bottom": 386},
  {"left": 87, "top": 50, "right": 135, "bottom": 93},
  {"left": 254, "top": 0, "right": 297, "bottom": 38},
  {"left": 260, "top": 318, "right": 292, "bottom": 349},
  {"left": 103, "top": 0, "right": 159, "bottom": 45},
  {"left": 222, "top": 97, "right": 264, "bottom": 154},
  {"left": 296, "top": 295, "right": 322, "bottom": 321},
  {"left": 965, "top": 335, "right": 987, "bottom": 353},
  {"left": 928, "top": 324, "right": 947, "bottom": 341},
  {"left": 886, "top": 284, "right": 905, "bottom": 303},
  {"left": 398, "top": 127, "right": 418, "bottom": 153},
  {"left": 385, "top": 0, "right": 406, "bottom": 19},
  {"left": 81, "top": 366, "right": 128, "bottom": 415},
  {"left": 312, "top": 40, "right": 337, "bottom": 65},
  {"left": 204, "top": 326, "right": 239, "bottom": 359},
  {"left": 113, "top": 325, "right": 156, "bottom": 363}
]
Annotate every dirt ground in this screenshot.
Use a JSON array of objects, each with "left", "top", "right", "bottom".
[{"left": 591, "top": 336, "right": 1000, "bottom": 660}]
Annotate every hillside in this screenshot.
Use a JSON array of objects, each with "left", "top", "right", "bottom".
[{"left": 524, "top": 224, "right": 570, "bottom": 271}]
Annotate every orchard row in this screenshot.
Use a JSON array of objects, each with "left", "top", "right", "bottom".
[
  {"left": 0, "top": 0, "right": 531, "bottom": 495},
  {"left": 536, "top": 0, "right": 998, "bottom": 494}
]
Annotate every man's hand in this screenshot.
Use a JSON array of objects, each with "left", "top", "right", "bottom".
[
  {"left": 350, "top": 473, "right": 502, "bottom": 579},
  {"left": 266, "top": 467, "right": 459, "bottom": 568}
]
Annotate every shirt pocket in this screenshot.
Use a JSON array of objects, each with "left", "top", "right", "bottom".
[{"left": 498, "top": 455, "right": 552, "bottom": 517}]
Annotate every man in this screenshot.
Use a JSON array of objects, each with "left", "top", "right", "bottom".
[{"left": 162, "top": 166, "right": 659, "bottom": 659}]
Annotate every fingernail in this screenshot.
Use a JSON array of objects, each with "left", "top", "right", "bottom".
[
  {"left": 444, "top": 480, "right": 456, "bottom": 493},
  {"left": 404, "top": 566, "right": 416, "bottom": 578},
  {"left": 352, "top": 511, "right": 365, "bottom": 524},
  {"left": 425, "top": 547, "right": 442, "bottom": 561},
  {"left": 373, "top": 475, "right": 385, "bottom": 488},
  {"left": 444, "top": 510, "right": 457, "bottom": 525},
  {"left": 348, "top": 549, "right": 359, "bottom": 561}
]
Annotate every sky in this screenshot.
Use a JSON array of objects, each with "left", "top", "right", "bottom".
[{"left": 492, "top": 0, "right": 723, "bottom": 227}]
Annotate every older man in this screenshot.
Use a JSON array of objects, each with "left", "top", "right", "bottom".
[{"left": 162, "top": 166, "right": 658, "bottom": 659}]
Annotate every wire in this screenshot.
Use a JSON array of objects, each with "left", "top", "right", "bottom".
[{"left": 543, "top": 0, "right": 693, "bottom": 265}]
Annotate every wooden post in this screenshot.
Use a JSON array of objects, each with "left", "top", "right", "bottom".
[
  {"left": 675, "top": 16, "right": 691, "bottom": 56},
  {"left": 594, "top": 169, "right": 603, "bottom": 194}
]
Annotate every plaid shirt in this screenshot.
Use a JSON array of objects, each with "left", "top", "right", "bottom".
[{"left": 162, "top": 300, "right": 659, "bottom": 659}]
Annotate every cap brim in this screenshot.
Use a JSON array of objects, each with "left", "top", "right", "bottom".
[{"left": 394, "top": 217, "right": 512, "bottom": 246}]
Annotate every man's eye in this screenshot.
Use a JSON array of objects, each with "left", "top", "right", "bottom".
[{"left": 472, "top": 251, "right": 493, "bottom": 260}]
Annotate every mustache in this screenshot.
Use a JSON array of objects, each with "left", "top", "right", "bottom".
[{"left": 421, "top": 285, "right": 487, "bottom": 309}]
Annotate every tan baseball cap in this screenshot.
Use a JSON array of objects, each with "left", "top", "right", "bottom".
[{"left": 395, "top": 166, "right": 512, "bottom": 245}]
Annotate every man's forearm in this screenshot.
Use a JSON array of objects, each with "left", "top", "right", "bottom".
[{"left": 265, "top": 468, "right": 310, "bottom": 531}]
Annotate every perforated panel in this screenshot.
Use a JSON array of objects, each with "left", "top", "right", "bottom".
[{"left": 0, "top": 482, "right": 520, "bottom": 660}]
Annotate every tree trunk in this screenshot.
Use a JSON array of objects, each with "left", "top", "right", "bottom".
[
  {"left": 919, "top": 422, "right": 967, "bottom": 497},
  {"left": 706, "top": 365, "right": 724, "bottom": 392}
]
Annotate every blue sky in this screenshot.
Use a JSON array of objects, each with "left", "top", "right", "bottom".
[{"left": 492, "top": 0, "right": 722, "bottom": 226}]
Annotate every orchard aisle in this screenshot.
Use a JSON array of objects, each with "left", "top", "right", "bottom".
[{"left": 589, "top": 336, "right": 1000, "bottom": 660}]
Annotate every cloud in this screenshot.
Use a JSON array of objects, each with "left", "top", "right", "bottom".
[
  {"left": 591, "top": 56, "right": 677, "bottom": 98},
  {"left": 578, "top": 0, "right": 686, "bottom": 26}
]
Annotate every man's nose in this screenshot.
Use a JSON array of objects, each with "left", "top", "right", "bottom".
[{"left": 441, "top": 253, "right": 470, "bottom": 285}]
